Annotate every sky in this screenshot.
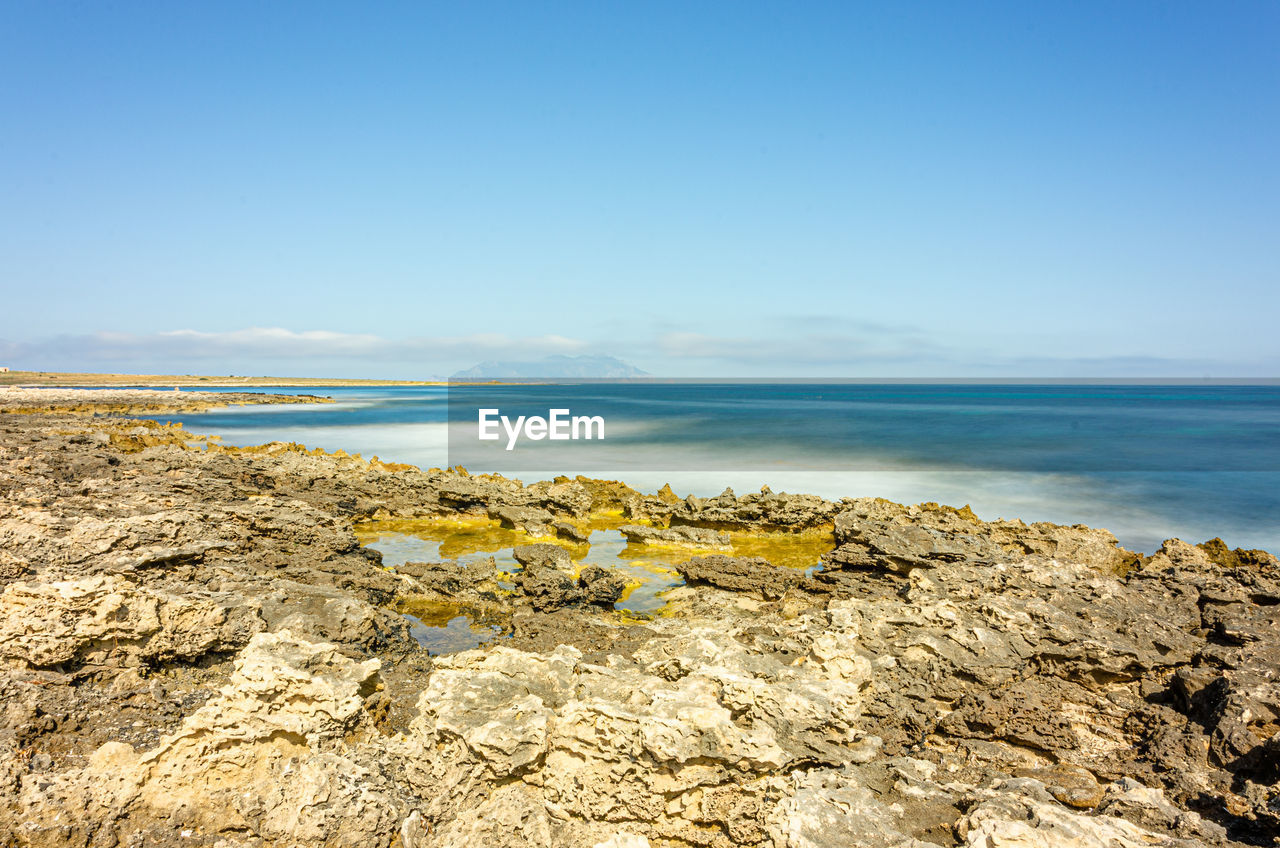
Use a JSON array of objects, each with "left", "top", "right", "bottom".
[{"left": 1, "top": 1, "right": 1277, "bottom": 378}]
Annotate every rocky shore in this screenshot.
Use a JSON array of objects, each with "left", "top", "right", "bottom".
[{"left": 1, "top": 388, "right": 1277, "bottom": 847}]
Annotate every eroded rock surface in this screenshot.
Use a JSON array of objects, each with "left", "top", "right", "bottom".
[
  {"left": 619, "top": 523, "right": 731, "bottom": 548},
  {"left": 677, "top": 554, "right": 802, "bottom": 599}
]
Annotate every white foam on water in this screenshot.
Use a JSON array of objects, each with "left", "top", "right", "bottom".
[{"left": 200, "top": 421, "right": 450, "bottom": 467}]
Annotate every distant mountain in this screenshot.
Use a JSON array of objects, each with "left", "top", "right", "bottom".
[{"left": 451, "top": 355, "right": 648, "bottom": 379}]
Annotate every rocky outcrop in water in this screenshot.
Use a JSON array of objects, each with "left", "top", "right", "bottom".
[
  {"left": 619, "top": 523, "right": 731, "bottom": 548},
  {"left": 1, "top": 389, "right": 1278, "bottom": 847},
  {"left": 624, "top": 485, "right": 842, "bottom": 531},
  {"left": 677, "top": 554, "right": 803, "bottom": 599},
  {"left": 513, "top": 562, "right": 627, "bottom": 612}
]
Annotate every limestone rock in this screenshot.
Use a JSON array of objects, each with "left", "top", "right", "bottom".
[
  {"left": 0, "top": 575, "right": 262, "bottom": 668},
  {"left": 513, "top": 542, "right": 574, "bottom": 572},
  {"left": 489, "top": 505, "right": 555, "bottom": 536},
  {"left": 678, "top": 554, "right": 802, "bottom": 599},
  {"left": 618, "top": 523, "right": 730, "bottom": 548},
  {"left": 514, "top": 563, "right": 627, "bottom": 611},
  {"left": 15, "top": 630, "right": 397, "bottom": 846},
  {"left": 553, "top": 520, "right": 592, "bottom": 542},
  {"left": 957, "top": 784, "right": 1214, "bottom": 847},
  {"left": 401, "top": 608, "right": 876, "bottom": 841}
]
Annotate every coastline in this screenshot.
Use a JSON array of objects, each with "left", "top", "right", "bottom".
[
  {"left": 8, "top": 371, "right": 1277, "bottom": 389},
  {"left": 1, "top": 388, "right": 1277, "bottom": 847},
  {"left": 0, "top": 385, "right": 332, "bottom": 416},
  {"left": 0, "top": 370, "right": 447, "bottom": 388}
]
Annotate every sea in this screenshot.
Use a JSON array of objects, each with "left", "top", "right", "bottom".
[{"left": 144, "top": 383, "right": 1280, "bottom": 555}]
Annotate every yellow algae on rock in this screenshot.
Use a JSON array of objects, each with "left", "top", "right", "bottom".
[
  {"left": 724, "top": 528, "right": 834, "bottom": 570},
  {"left": 656, "top": 483, "right": 682, "bottom": 504},
  {"left": 356, "top": 515, "right": 529, "bottom": 561},
  {"left": 361, "top": 515, "right": 834, "bottom": 620}
]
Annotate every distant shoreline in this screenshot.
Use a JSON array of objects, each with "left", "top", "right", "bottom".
[
  {"left": 0, "top": 370, "right": 446, "bottom": 388},
  {"left": 3, "top": 370, "right": 1278, "bottom": 388}
]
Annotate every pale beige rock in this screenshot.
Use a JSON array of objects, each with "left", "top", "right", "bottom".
[
  {"left": 402, "top": 607, "right": 875, "bottom": 845},
  {"left": 16, "top": 630, "right": 398, "bottom": 847},
  {"left": 0, "top": 574, "right": 260, "bottom": 667},
  {"left": 769, "top": 766, "right": 943, "bottom": 848},
  {"left": 958, "top": 790, "right": 1206, "bottom": 848},
  {"left": 594, "top": 834, "right": 651, "bottom": 848}
]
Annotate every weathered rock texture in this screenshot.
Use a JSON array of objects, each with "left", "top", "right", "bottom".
[
  {"left": 0, "top": 388, "right": 1277, "bottom": 848},
  {"left": 619, "top": 523, "right": 731, "bottom": 548},
  {"left": 677, "top": 554, "right": 802, "bottom": 599}
]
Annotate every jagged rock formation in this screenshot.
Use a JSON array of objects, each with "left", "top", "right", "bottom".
[
  {"left": 624, "top": 486, "right": 842, "bottom": 532},
  {"left": 1, "top": 389, "right": 1278, "bottom": 847}
]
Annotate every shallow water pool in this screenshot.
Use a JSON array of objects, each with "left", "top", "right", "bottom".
[{"left": 356, "top": 515, "right": 831, "bottom": 649}]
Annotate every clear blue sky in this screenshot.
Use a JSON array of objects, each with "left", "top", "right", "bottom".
[{"left": 1, "top": 1, "right": 1277, "bottom": 377}]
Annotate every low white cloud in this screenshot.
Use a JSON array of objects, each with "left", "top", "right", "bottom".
[
  {"left": 8, "top": 328, "right": 586, "bottom": 359},
  {"left": 153, "top": 328, "right": 386, "bottom": 355},
  {"left": 0, "top": 328, "right": 591, "bottom": 377}
]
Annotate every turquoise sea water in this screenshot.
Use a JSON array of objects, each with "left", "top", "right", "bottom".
[{"left": 147, "top": 384, "right": 1280, "bottom": 554}]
